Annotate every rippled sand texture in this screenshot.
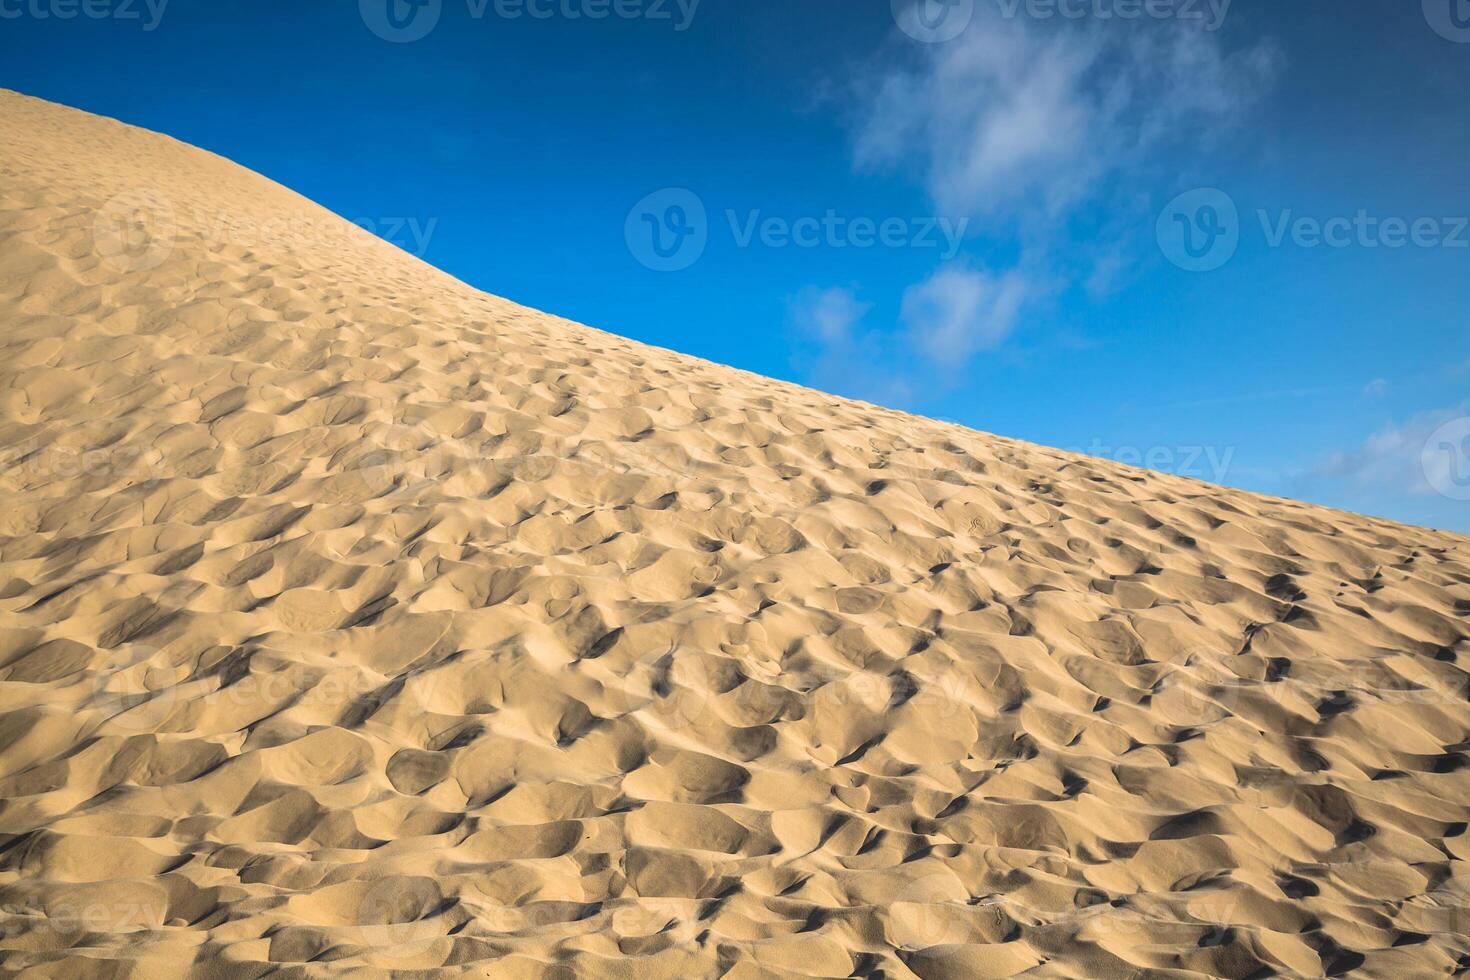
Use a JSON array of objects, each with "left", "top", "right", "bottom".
[{"left": 1, "top": 89, "right": 1468, "bottom": 979}]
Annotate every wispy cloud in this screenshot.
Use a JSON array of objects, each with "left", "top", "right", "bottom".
[
  {"left": 797, "top": 12, "right": 1280, "bottom": 401},
  {"left": 855, "top": 12, "right": 1280, "bottom": 230},
  {"left": 787, "top": 286, "right": 914, "bottom": 406},
  {"left": 789, "top": 285, "right": 872, "bottom": 345},
  {"left": 900, "top": 262, "right": 1029, "bottom": 365},
  {"left": 1315, "top": 402, "right": 1470, "bottom": 496}
]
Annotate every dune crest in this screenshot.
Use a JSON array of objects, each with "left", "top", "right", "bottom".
[{"left": 0, "top": 90, "right": 1467, "bottom": 978}]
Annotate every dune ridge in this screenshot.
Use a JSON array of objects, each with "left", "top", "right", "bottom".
[{"left": 0, "top": 89, "right": 1467, "bottom": 978}]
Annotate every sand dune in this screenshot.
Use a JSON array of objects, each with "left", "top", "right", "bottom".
[{"left": 0, "top": 89, "right": 1467, "bottom": 978}]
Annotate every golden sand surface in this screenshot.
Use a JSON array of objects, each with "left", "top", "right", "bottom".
[{"left": 0, "top": 90, "right": 1467, "bottom": 977}]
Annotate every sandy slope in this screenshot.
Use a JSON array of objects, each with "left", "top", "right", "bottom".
[{"left": 0, "top": 89, "right": 1466, "bottom": 979}]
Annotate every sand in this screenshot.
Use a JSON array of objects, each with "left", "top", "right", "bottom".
[{"left": 0, "top": 89, "right": 1466, "bottom": 978}]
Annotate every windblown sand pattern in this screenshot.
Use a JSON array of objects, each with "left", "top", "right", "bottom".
[{"left": 0, "top": 90, "right": 1467, "bottom": 978}]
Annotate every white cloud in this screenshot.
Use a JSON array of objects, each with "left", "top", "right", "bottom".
[
  {"left": 900, "top": 263, "right": 1030, "bottom": 364},
  {"left": 827, "top": 12, "right": 1279, "bottom": 379},
  {"left": 855, "top": 14, "right": 1280, "bottom": 226},
  {"left": 787, "top": 286, "right": 915, "bottom": 406},
  {"left": 1316, "top": 403, "right": 1470, "bottom": 495},
  {"left": 789, "top": 286, "right": 872, "bottom": 344},
  {"left": 791, "top": 12, "right": 1279, "bottom": 398}
]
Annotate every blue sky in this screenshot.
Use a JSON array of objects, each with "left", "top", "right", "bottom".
[{"left": 3, "top": 0, "right": 1467, "bottom": 532}]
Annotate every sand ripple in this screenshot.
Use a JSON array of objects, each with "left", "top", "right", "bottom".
[{"left": 1, "top": 90, "right": 1467, "bottom": 978}]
